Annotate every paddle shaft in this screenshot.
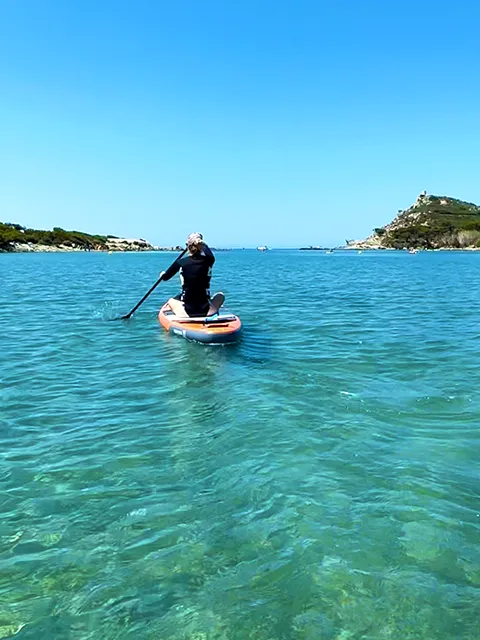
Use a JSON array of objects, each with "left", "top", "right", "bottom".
[{"left": 121, "top": 248, "right": 188, "bottom": 320}]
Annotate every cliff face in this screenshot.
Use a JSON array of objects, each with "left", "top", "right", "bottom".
[{"left": 347, "top": 193, "right": 480, "bottom": 250}]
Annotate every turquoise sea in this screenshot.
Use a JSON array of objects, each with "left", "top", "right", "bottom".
[{"left": 1, "top": 249, "right": 479, "bottom": 639}]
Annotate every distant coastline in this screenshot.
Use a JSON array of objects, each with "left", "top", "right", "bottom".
[
  {"left": 1, "top": 242, "right": 232, "bottom": 254},
  {"left": 0, "top": 222, "right": 186, "bottom": 253},
  {"left": 5, "top": 192, "right": 480, "bottom": 254},
  {"left": 2, "top": 242, "right": 184, "bottom": 254},
  {"left": 299, "top": 246, "right": 331, "bottom": 251},
  {"left": 0, "top": 222, "right": 239, "bottom": 253}
]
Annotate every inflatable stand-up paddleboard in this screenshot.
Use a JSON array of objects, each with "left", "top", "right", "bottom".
[{"left": 158, "top": 303, "right": 242, "bottom": 344}]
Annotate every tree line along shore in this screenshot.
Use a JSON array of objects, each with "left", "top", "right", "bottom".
[{"left": 0, "top": 223, "right": 180, "bottom": 253}]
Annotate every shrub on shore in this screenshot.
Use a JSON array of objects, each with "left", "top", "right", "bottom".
[{"left": 0, "top": 222, "right": 108, "bottom": 251}]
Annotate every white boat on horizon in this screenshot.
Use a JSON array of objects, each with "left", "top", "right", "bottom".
[{"left": 257, "top": 246, "right": 269, "bottom": 252}]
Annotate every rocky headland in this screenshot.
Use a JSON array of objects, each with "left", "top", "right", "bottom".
[{"left": 345, "top": 192, "right": 480, "bottom": 250}]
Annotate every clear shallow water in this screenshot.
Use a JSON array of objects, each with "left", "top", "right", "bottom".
[{"left": 0, "top": 249, "right": 479, "bottom": 639}]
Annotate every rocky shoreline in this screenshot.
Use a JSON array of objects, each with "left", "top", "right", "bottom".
[
  {"left": 1, "top": 239, "right": 184, "bottom": 253},
  {"left": 0, "top": 221, "right": 188, "bottom": 253},
  {"left": 344, "top": 192, "right": 480, "bottom": 250}
]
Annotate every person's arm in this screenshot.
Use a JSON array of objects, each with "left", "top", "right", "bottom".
[
  {"left": 160, "top": 259, "right": 181, "bottom": 281},
  {"left": 202, "top": 243, "right": 215, "bottom": 266}
]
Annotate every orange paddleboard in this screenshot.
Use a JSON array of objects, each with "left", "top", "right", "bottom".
[{"left": 158, "top": 303, "right": 242, "bottom": 344}]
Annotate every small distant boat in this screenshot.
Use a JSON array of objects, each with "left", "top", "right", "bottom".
[
  {"left": 257, "top": 246, "right": 269, "bottom": 252},
  {"left": 408, "top": 249, "right": 418, "bottom": 254},
  {"left": 357, "top": 250, "right": 363, "bottom": 255},
  {"left": 326, "top": 249, "right": 333, "bottom": 254}
]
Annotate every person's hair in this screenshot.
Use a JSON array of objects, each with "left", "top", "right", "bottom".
[{"left": 186, "top": 232, "right": 203, "bottom": 254}]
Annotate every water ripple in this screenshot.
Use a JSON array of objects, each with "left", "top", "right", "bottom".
[{"left": 0, "top": 250, "right": 479, "bottom": 638}]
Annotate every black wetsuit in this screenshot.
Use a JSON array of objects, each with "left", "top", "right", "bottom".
[{"left": 162, "top": 245, "right": 215, "bottom": 316}]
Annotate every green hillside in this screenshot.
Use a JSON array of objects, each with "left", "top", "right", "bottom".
[
  {"left": 0, "top": 222, "right": 111, "bottom": 251},
  {"left": 377, "top": 195, "right": 480, "bottom": 249}
]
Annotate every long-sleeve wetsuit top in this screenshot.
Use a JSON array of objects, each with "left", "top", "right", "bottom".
[{"left": 162, "top": 245, "right": 215, "bottom": 316}]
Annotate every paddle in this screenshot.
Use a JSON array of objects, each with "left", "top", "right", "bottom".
[{"left": 119, "top": 248, "right": 188, "bottom": 320}]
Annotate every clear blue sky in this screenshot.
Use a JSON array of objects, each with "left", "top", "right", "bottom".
[{"left": 1, "top": 0, "right": 479, "bottom": 247}]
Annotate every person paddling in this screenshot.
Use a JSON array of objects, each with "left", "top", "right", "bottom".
[{"left": 160, "top": 232, "right": 225, "bottom": 317}]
